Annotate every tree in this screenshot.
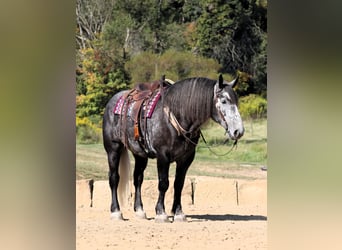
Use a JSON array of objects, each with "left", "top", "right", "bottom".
[
  {"left": 125, "top": 49, "right": 221, "bottom": 83},
  {"left": 102, "top": 0, "right": 204, "bottom": 56},
  {"left": 195, "top": 0, "right": 267, "bottom": 96},
  {"left": 76, "top": 47, "right": 129, "bottom": 119},
  {"left": 106, "top": 0, "right": 166, "bottom": 54},
  {"left": 76, "top": 0, "right": 115, "bottom": 49}
]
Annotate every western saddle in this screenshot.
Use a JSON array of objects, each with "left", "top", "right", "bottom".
[{"left": 121, "top": 76, "right": 172, "bottom": 145}]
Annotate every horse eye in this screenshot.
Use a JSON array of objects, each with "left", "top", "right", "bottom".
[{"left": 221, "top": 99, "right": 227, "bottom": 104}]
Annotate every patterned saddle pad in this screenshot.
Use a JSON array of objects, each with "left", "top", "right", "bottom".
[{"left": 113, "top": 89, "right": 161, "bottom": 118}]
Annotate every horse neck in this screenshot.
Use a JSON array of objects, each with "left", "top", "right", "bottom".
[
  {"left": 178, "top": 112, "right": 209, "bottom": 134},
  {"left": 171, "top": 93, "right": 213, "bottom": 132},
  {"left": 165, "top": 81, "right": 214, "bottom": 133}
]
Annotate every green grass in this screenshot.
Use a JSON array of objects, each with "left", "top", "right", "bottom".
[
  {"left": 76, "top": 119, "right": 267, "bottom": 180},
  {"left": 76, "top": 144, "right": 109, "bottom": 180},
  {"left": 196, "top": 119, "right": 267, "bottom": 163}
]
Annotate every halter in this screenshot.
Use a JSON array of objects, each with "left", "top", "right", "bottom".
[{"left": 214, "top": 85, "right": 230, "bottom": 134}]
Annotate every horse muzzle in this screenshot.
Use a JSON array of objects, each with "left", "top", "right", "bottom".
[{"left": 227, "top": 127, "right": 244, "bottom": 140}]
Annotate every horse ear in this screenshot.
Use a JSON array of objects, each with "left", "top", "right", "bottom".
[
  {"left": 218, "top": 74, "right": 224, "bottom": 89},
  {"left": 160, "top": 74, "right": 166, "bottom": 88},
  {"left": 227, "top": 75, "right": 239, "bottom": 89}
]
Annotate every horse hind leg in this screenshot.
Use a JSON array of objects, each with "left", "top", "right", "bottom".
[
  {"left": 133, "top": 154, "right": 148, "bottom": 219},
  {"left": 105, "top": 142, "right": 125, "bottom": 220}
]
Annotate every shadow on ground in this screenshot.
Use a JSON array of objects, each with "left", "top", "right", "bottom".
[{"left": 188, "top": 214, "right": 267, "bottom": 222}]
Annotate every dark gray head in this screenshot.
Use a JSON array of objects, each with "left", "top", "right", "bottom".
[{"left": 212, "top": 74, "right": 244, "bottom": 140}]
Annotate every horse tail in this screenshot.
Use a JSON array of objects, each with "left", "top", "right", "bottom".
[{"left": 118, "top": 147, "right": 131, "bottom": 208}]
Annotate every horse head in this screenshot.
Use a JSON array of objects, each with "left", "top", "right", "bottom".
[{"left": 213, "top": 74, "right": 244, "bottom": 140}]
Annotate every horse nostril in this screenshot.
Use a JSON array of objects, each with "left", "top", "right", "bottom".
[{"left": 233, "top": 129, "right": 243, "bottom": 138}]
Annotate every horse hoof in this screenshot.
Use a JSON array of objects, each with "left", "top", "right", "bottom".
[
  {"left": 110, "top": 211, "right": 123, "bottom": 220},
  {"left": 135, "top": 209, "right": 147, "bottom": 219},
  {"left": 173, "top": 213, "right": 187, "bottom": 222},
  {"left": 155, "top": 213, "right": 170, "bottom": 223}
]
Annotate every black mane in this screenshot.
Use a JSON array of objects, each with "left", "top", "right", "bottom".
[{"left": 163, "top": 77, "right": 216, "bottom": 126}]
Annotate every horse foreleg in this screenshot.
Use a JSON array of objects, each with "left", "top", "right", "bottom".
[
  {"left": 155, "top": 157, "right": 170, "bottom": 223},
  {"left": 133, "top": 154, "right": 148, "bottom": 219},
  {"left": 172, "top": 151, "right": 195, "bottom": 222}
]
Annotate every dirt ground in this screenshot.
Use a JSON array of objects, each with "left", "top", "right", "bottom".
[{"left": 76, "top": 171, "right": 267, "bottom": 250}]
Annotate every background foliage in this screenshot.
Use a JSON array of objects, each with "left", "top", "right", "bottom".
[{"left": 76, "top": 0, "right": 267, "bottom": 143}]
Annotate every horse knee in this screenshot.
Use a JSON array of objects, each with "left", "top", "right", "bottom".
[{"left": 158, "top": 179, "right": 169, "bottom": 192}]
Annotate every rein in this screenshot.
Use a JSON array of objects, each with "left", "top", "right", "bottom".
[
  {"left": 199, "top": 131, "right": 238, "bottom": 157},
  {"left": 164, "top": 106, "right": 238, "bottom": 156}
]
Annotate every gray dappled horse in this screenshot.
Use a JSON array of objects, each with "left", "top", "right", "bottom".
[{"left": 102, "top": 74, "right": 244, "bottom": 222}]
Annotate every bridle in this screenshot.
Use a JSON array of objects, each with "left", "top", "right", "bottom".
[
  {"left": 204, "top": 87, "right": 239, "bottom": 156},
  {"left": 214, "top": 86, "right": 231, "bottom": 135}
]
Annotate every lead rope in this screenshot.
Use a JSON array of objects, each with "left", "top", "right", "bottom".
[
  {"left": 164, "top": 106, "right": 238, "bottom": 155},
  {"left": 200, "top": 131, "right": 238, "bottom": 157}
]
